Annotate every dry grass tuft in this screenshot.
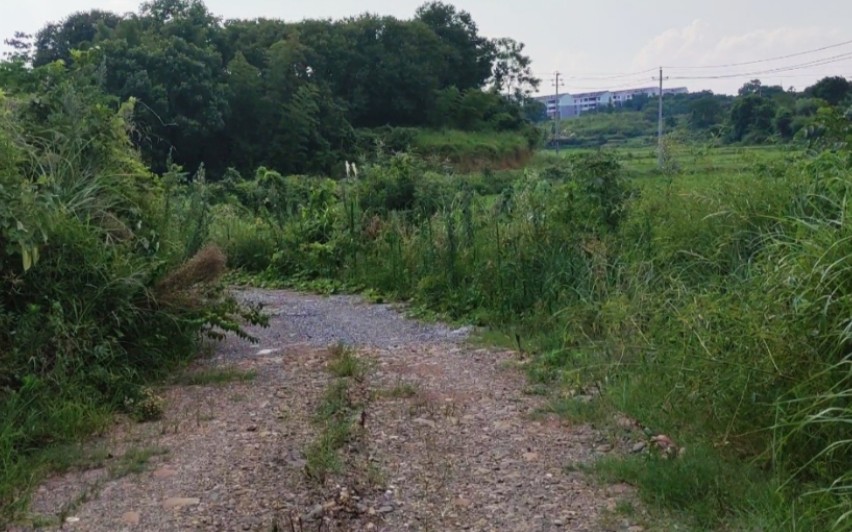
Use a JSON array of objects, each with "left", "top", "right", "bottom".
[
  {"left": 154, "top": 245, "right": 227, "bottom": 307},
  {"left": 158, "top": 245, "right": 226, "bottom": 291}
]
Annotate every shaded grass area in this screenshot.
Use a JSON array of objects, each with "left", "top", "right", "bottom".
[
  {"left": 305, "top": 345, "right": 369, "bottom": 483},
  {"left": 413, "top": 129, "right": 535, "bottom": 171},
  {"left": 17, "top": 443, "right": 169, "bottom": 527},
  {"left": 173, "top": 367, "right": 258, "bottom": 387},
  {"left": 540, "top": 143, "right": 797, "bottom": 183},
  {"left": 593, "top": 449, "right": 796, "bottom": 531}
]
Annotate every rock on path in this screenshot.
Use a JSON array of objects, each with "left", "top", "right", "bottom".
[{"left": 17, "top": 290, "right": 639, "bottom": 531}]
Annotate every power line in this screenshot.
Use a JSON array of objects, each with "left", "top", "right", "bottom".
[
  {"left": 532, "top": 68, "right": 658, "bottom": 80},
  {"left": 563, "top": 78, "right": 674, "bottom": 91},
  {"left": 555, "top": 68, "right": 658, "bottom": 81},
  {"left": 663, "top": 38, "right": 852, "bottom": 70},
  {"left": 535, "top": 38, "right": 852, "bottom": 91},
  {"left": 535, "top": 38, "right": 852, "bottom": 96},
  {"left": 669, "top": 51, "right": 852, "bottom": 80}
]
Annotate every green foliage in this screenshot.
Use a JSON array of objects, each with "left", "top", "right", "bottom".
[
  {"left": 594, "top": 447, "right": 795, "bottom": 530},
  {"left": 327, "top": 344, "right": 366, "bottom": 381},
  {"left": 174, "top": 367, "right": 257, "bottom": 386},
  {"left": 305, "top": 346, "right": 367, "bottom": 483},
  {"left": 730, "top": 94, "right": 778, "bottom": 142},
  {"left": 412, "top": 129, "right": 536, "bottom": 170},
  {"left": 15, "top": 0, "right": 538, "bottom": 178},
  {"left": 0, "top": 63, "right": 260, "bottom": 522},
  {"left": 805, "top": 76, "right": 852, "bottom": 106},
  {"left": 558, "top": 111, "right": 659, "bottom": 148},
  {"left": 430, "top": 87, "right": 526, "bottom": 131},
  {"left": 123, "top": 387, "right": 165, "bottom": 422},
  {"left": 212, "top": 142, "right": 851, "bottom": 527}
]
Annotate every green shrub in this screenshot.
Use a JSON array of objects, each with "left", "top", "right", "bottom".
[{"left": 0, "top": 69, "right": 260, "bottom": 521}]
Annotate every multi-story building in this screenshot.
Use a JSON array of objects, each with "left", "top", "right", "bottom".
[{"left": 536, "top": 86, "right": 688, "bottom": 119}]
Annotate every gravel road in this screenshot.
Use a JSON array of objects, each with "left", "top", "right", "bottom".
[
  {"left": 229, "top": 289, "right": 473, "bottom": 350},
  {"left": 18, "top": 290, "right": 644, "bottom": 532}
]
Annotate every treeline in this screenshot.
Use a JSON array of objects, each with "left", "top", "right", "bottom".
[
  {"left": 2, "top": 0, "right": 541, "bottom": 176},
  {"left": 559, "top": 76, "right": 852, "bottom": 146}
]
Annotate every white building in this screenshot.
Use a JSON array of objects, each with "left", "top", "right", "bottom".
[{"left": 536, "top": 86, "right": 688, "bottom": 119}]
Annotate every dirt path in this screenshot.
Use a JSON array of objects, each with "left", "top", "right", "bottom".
[{"left": 18, "top": 290, "right": 643, "bottom": 531}]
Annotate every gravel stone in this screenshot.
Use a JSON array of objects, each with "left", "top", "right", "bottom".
[
  {"left": 230, "top": 289, "right": 467, "bottom": 352},
  {"left": 14, "top": 289, "right": 643, "bottom": 531}
]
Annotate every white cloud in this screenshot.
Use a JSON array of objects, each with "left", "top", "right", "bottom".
[
  {"left": 631, "top": 22, "right": 847, "bottom": 93},
  {"left": 632, "top": 19, "right": 710, "bottom": 69}
]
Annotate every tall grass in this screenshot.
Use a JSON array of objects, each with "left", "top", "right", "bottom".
[
  {"left": 0, "top": 75, "right": 258, "bottom": 521},
  {"left": 212, "top": 145, "right": 851, "bottom": 527}
]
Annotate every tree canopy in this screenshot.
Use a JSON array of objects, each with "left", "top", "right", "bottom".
[{"left": 2, "top": 0, "right": 539, "bottom": 177}]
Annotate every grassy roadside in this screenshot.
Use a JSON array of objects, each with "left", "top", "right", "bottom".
[{"left": 212, "top": 142, "right": 851, "bottom": 529}]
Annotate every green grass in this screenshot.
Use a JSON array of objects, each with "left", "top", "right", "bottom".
[
  {"left": 593, "top": 447, "right": 808, "bottom": 530},
  {"left": 413, "top": 129, "right": 533, "bottom": 170},
  {"left": 212, "top": 139, "right": 849, "bottom": 527},
  {"left": 538, "top": 143, "right": 800, "bottom": 184},
  {"left": 304, "top": 419, "right": 351, "bottom": 482},
  {"left": 109, "top": 446, "right": 170, "bottom": 477},
  {"left": 174, "top": 367, "right": 257, "bottom": 386},
  {"left": 537, "top": 396, "right": 611, "bottom": 425},
  {"left": 305, "top": 346, "right": 370, "bottom": 483},
  {"left": 0, "top": 77, "right": 262, "bottom": 525},
  {"left": 379, "top": 382, "right": 418, "bottom": 399},
  {"left": 326, "top": 344, "right": 367, "bottom": 381},
  {"left": 556, "top": 110, "right": 657, "bottom": 148}
]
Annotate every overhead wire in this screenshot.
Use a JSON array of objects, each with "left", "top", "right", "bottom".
[
  {"left": 669, "top": 51, "right": 852, "bottom": 80},
  {"left": 532, "top": 68, "right": 658, "bottom": 80},
  {"left": 535, "top": 38, "right": 852, "bottom": 94},
  {"left": 662, "top": 38, "right": 852, "bottom": 70}
]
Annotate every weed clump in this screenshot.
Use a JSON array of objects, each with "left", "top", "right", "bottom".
[{"left": 124, "top": 388, "right": 165, "bottom": 423}]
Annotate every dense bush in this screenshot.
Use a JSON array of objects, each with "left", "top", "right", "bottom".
[{"left": 0, "top": 70, "right": 260, "bottom": 519}]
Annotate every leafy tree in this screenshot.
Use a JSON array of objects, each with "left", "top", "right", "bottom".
[
  {"left": 98, "top": 31, "right": 229, "bottom": 173},
  {"left": 32, "top": 10, "right": 121, "bottom": 67},
  {"left": 729, "top": 94, "right": 777, "bottom": 142},
  {"left": 415, "top": 2, "right": 494, "bottom": 90},
  {"left": 431, "top": 86, "right": 463, "bottom": 127},
  {"left": 3, "top": 32, "right": 33, "bottom": 63},
  {"left": 688, "top": 94, "right": 723, "bottom": 129},
  {"left": 521, "top": 98, "right": 547, "bottom": 123},
  {"left": 18, "top": 0, "right": 538, "bottom": 177},
  {"left": 491, "top": 37, "right": 539, "bottom": 102},
  {"left": 775, "top": 108, "right": 794, "bottom": 140},
  {"left": 223, "top": 51, "right": 266, "bottom": 171},
  {"left": 220, "top": 18, "right": 289, "bottom": 67},
  {"left": 623, "top": 93, "right": 652, "bottom": 112},
  {"left": 805, "top": 76, "right": 852, "bottom": 106},
  {"left": 738, "top": 79, "right": 764, "bottom": 96}
]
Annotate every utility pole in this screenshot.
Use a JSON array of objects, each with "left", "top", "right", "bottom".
[
  {"left": 653, "top": 67, "right": 669, "bottom": 168},
  {"left": 552, "top": 71, "right": 564, "bottom": 155}
]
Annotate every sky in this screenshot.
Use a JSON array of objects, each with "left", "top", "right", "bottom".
[{"left": 1, "top": 0, "right": 851, "bottom": 96}]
